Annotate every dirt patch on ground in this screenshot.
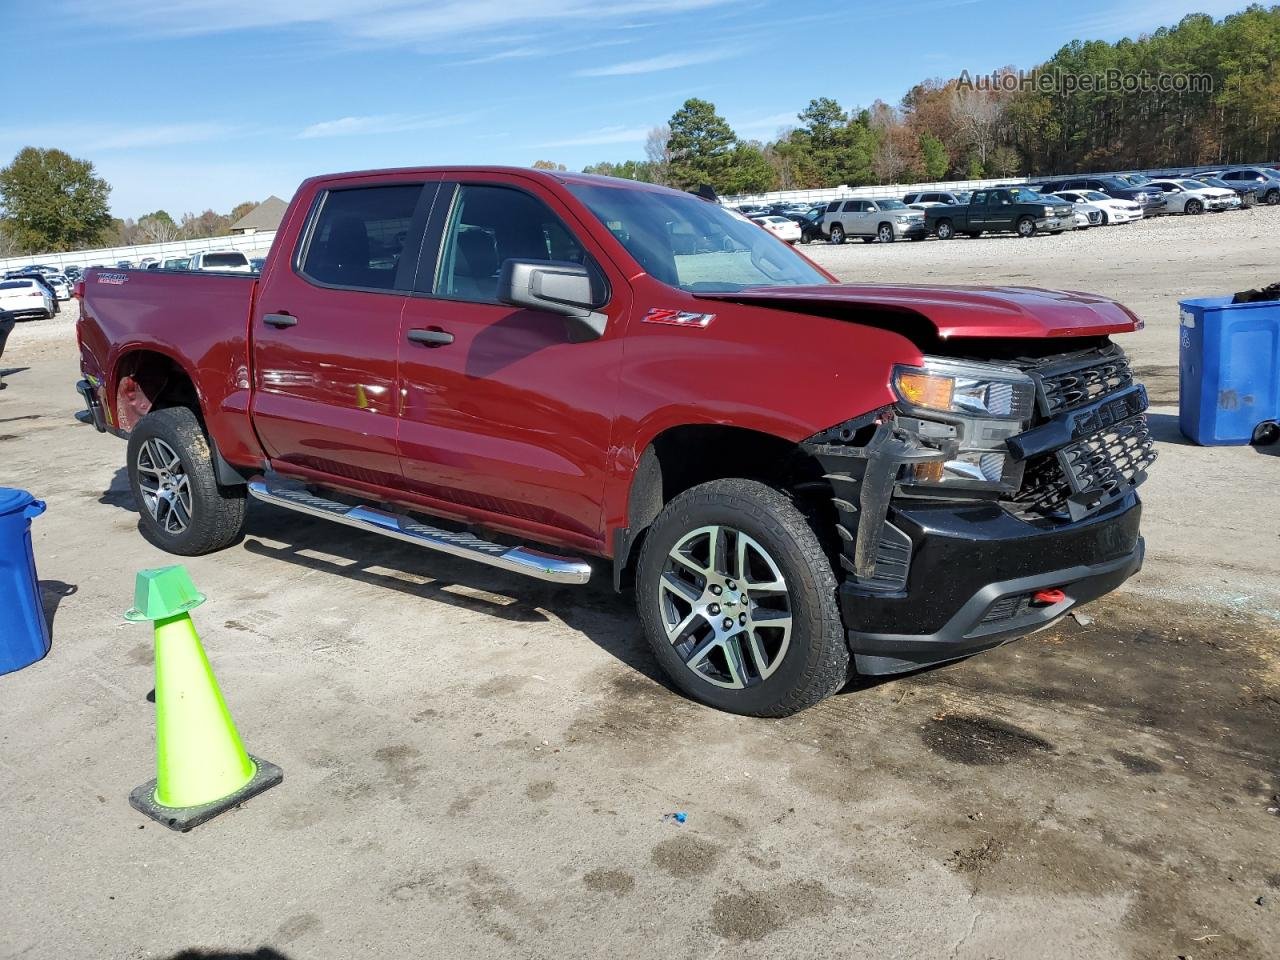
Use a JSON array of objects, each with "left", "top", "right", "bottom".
[
  {"left": 921, "top": 713, "right": 1055, "bottom": 765},
  {"left": 708, "top": 879, "right": 837, "bottom": 943}
]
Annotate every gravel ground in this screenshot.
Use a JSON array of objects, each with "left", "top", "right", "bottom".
[{"left": 0, "top": 208, "right": 1277, "bottom": 960}]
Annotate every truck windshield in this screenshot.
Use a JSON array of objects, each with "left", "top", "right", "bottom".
[{"left": 567, "top": 183, "right": 828, "bottom": 292}]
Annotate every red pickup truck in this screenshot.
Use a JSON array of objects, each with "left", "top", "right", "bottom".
[{"left": 76, "top": 166, "right": 1155, "bottom": 716}]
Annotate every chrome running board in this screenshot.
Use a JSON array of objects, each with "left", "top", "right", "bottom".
[{"left": 246, "top": 478, "right": 592, "bottom": 585}]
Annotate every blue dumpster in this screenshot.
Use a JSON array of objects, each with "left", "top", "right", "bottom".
[
  {"left": 1179, "top": 296, "right": 1280, "bottom": 445},
  {"left": 0, "top": 488, "right": 50, "bottom": 675}
]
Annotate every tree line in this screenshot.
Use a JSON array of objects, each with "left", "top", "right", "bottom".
[
  {"left": 575, "top": 6, "right": 1280, "bottom": 195},
  {"left": 0, "top": 147, "right": 264, "bottom": 256}
]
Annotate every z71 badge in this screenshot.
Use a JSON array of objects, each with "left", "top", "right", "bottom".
[{"left": 642, "top": 308, "right": 715, "bottom": 328}]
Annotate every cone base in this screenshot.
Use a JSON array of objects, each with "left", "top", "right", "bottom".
[{"left": 129, "top": 754, "right": 283, "bottom": 832}]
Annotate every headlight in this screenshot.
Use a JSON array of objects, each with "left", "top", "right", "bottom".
[
  {"left": 892, "top": 358, "right": 1035, "bottom": 421},
  {"left": 892, "top": 358, "right": 1036, "bottom": 493},
  {"left": 895, "top": 216, "right": 912, "bottom": 224},
  {"left": 1042, "top": 205, "right": 1055, "bottom": 216}
]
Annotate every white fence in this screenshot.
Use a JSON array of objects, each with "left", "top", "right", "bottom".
[
  {"left": 0, "top": 231, "right": 278, "bottom": 273},
  {"left": 722, "top": 162, "right": 1265, "bottom": 207}
]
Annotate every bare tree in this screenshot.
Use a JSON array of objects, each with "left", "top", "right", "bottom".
[
  {"left": 0, "top": 223, "right": 19, "bottom": 257},
  {"left": 644, "top": 125, "right": 672, "bottom": 184},
  {"left": 951, "top": 88, "right": 1005, "bottom": 167},
  {"left": 138, "top": 215, "right": 179, "bottom": 243}
]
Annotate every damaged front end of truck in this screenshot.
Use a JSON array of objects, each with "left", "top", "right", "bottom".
[{"left": 802, "top": 341, "right": 1155, "bottom": 676}]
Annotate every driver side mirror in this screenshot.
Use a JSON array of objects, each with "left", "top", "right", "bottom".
[{"left": 498, "top": 259, "right": 607, "bottom": 342}]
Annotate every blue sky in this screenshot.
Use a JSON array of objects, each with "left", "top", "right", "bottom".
[{"left": 0, "top": 0, "right": 1250, "bottom": 218}]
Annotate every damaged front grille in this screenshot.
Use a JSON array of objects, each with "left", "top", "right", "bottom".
[
  {"left": 1007, "top": 345, "right": 1154, "bottom": 522},
  {"left": 1036, "top": 344, "right": 1134, "bottom": 417}
]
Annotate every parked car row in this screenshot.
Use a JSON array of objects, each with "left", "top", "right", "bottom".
[
  {"left": 1, "top": 264, "right": 72, "bottom": 319},
  {"left": 740, "top": 163, "right": 1280, "bottom": 246},
  {"left": 6, "top": 250, "right": 266, "bottom": 282}
]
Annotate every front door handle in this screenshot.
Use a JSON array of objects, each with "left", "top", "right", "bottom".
[
  {"left": 407, "top": 328, "right": 454, "bottom": 347},
  {"left": 264, "top": 313, "right": 298, "bottom": 328}
]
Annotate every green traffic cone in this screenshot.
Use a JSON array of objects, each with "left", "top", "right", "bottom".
[{"left": 126, "top": 566, "right": 282, "bottom": 831}]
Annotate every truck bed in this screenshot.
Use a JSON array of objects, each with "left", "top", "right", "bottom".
[{"left": 77, "top": 268, "right": 260, "bottom": 455}]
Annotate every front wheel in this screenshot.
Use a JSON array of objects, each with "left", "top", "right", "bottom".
[
  {"left": 828, "top": 224, "right": 845, "bottom": 244},
  {"left": 635, "top": 479, "right": 849, "bottom": 717},
  {"left": 1266, "top": 189, "right": 1280, "bottom": 206},
  {"left": 126, "top": 406, "right": 247, "bottom": 556},
  {"left": 877, "top": 223, "right": 895, "bottom": 243},
  {"left": 1185, "top": 199, "right": 1204, "bottom": 215},
  {"left": 1017, "top": 216, "right": 1036, "bottom": 238}
]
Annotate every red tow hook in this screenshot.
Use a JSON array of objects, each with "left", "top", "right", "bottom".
[{"left": 1031, "top": 588, "right": 1067, "bottom": 607}]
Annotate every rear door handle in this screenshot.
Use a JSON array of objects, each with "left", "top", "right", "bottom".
[
  {"left": 407, "top": 328, "right": 454, "bottom": 347},
  {"left": 264, "top": 313, "right": 298, "bottom": 328}
]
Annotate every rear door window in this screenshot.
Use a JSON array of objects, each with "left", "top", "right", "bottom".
[{"left": 299, "top": 183, "right": 426, "bottom": 292}]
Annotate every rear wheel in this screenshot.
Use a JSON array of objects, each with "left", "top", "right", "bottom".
[
  {"left": 636, "top": 479, "right": 848, "bottom": 717},
  {"left": 1017, "top": 216, "right": 1036, "bottom": 238},
  {"left": 877, "top": 223, "right": 895, "bottom": 243},
  {"left": 829, "top": 224, "right": 845, "bottom": 244},
  {"left": 126, "top": 406, "right": 247, "bottom": 556},
  {"left": 935, "top": 219, "right": 955, "bottom": 240}
]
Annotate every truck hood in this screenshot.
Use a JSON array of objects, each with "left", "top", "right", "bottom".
[{"left": 696, "top": 283, "right": 1144, "bottom": 339}]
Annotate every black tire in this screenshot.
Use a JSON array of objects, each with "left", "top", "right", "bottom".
[
  {"left": 1100, "top": 211, "right": 1110, "bottom": 225},
  {"left": 1266, "top": 189, "right": 1280, "bottom": 206},
  {"left": 126, "top": 406, "right": 247, "bottom": 556},
  {"left": 635, "top": 479, "right": 849, "bottom": 717},
  {"left": 965, "top": 230, "right": 983, "bottom": 238},
  {"left": 935, "top": 219, "right": 955, "bottom": 240},
  {"left": 829, "top": 224, "right": 845, "bottom": 244},
  {"left": 1017, "top": 216, "right": 1036, "bottom": 238},
  {"left": 1185, "top": 199, "right": 1204, "bottom": 215},
  {"left": 877, "top": 223, "right": 895, "bottom": 243}
]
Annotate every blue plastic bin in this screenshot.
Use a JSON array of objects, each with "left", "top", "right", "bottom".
[
  {"left": 0, "top": 488, "right": 50, "bottom": 675},
  {"left": 1179, "top": 296, "right": 1280, "bottom": 445}
]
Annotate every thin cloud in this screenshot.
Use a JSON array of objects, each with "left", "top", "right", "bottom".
[
  {"left": 68, "top": 0, "right": 737, "bottom": 45},
  {"left": 297, "top": 113, "right": 471, "bottom": 139},
  {"left": 534, "top": 126, "right": 651, "bottom": 148},
  {"left": 575, "top": 47, "right": 734, "bottom": 77},
  {"left": 734, "top": 111, "right": 798, "bottom": 133},
  {"left": 0, "top": 121, "right": 239, "bottom": 152}
]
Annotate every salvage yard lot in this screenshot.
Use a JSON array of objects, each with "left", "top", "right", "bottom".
[{"left": 2, "top": 208, "right": 1278, "bottom": 960}]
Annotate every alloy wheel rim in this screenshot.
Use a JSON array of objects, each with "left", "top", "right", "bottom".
[
  {"left": 136, "top": 438, "right": 192, "bottom": 535},
  {"left": 658, "top": 524, "right": 793, "bottom": 690},
  {"left": 879, "top": 226, "right": 892, "bottom": 242}
]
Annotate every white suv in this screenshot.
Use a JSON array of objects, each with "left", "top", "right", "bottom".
[
  {"left": 187, "top": 250, "right": 253, "bottom": 273},
  {"left": 821, "top": 198, "right": 928, "bottom": 243}
]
